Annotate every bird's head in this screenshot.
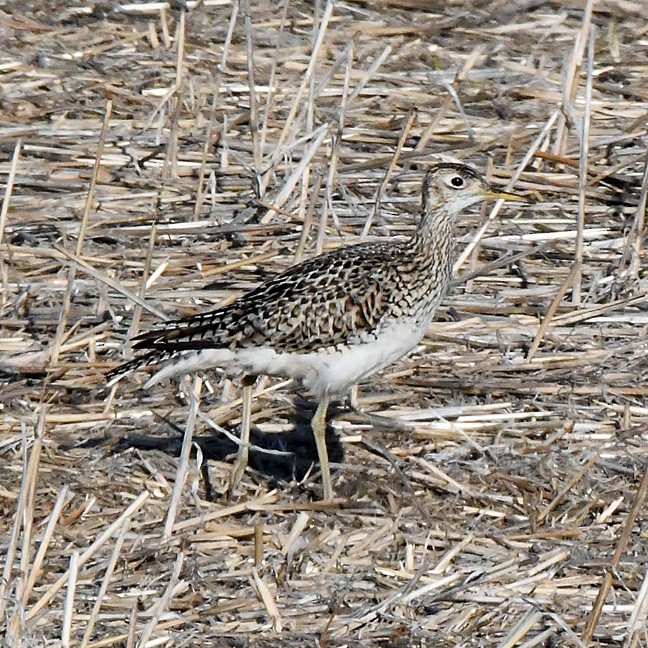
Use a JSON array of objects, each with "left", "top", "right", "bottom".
[{"left": 422, "top": 163, "right": 521, "bottom": 215}]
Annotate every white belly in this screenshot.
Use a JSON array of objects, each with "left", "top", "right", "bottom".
[
  {"left": 294, "top": 321, "right": 425, "bottom": 397},
  {"left": 146, "top": 319, "right": 426, "bottom": 398}
]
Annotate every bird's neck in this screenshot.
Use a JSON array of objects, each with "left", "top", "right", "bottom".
[
  {"left": 406, "top": 205, "right": 456, "bottom": 262},
  {"left": 393, "top": 205, "right": 457, "bottom": 325}
]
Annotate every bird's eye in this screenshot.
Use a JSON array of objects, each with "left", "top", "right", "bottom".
[{"left": 449, "top": 175, "right": 465, "bottom": 188}]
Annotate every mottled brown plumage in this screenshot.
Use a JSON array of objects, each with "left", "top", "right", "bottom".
[
  {"left": 110, "top": 163, "right": 511, "bottom": 499},
  {"left": 120, "top": 163, "right": 480, "bottom": 366},
  {"left": 133, "top": 241, "right": 440, "bottom": 354}
]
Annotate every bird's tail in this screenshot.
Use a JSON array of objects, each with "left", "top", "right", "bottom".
[
  {"left": 105, "top": 348, "right": 170, "bottom": 387},
  {"left": 105, "top": 316, "right": 231, "bottom": 387}
]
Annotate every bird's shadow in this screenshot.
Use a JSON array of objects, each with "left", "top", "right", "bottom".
[{"left": 77, "top": 396, "right": 345, "bottom": 495}]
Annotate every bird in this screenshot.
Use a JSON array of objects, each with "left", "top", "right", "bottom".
[{"left": 109, "top": 163, "right": 519, "bottom": 500}]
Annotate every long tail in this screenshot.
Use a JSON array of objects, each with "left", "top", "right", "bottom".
[
  {"left": 106, "top": 339, "right": 234, "bottom": 388},
  {"left": 106, "top": 312, "right": 231, "bottom": 387},
  {"left": 105, "top": 349, "right": 169, "bottom": 387}
]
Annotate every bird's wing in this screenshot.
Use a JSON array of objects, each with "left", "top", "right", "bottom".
[{"left": 133, "top": 241, "right": 402, "bottom": 356}]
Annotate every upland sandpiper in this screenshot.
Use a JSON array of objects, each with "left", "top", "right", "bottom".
[{"left": 110, "top": 163, "right": 518, "bottom": 500}]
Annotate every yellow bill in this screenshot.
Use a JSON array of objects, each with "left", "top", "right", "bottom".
[{"left": 483, "top": 189, "right": 529, "bottom": 203}]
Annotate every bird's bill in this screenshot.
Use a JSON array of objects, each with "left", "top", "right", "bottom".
[{"left": 483, "top": 189, "right": 528, "bottom": 203}]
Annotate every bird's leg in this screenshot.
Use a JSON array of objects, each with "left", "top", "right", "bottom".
[
  {"left": 349, "top": 384, "right": 359, "bottom": 410},
  {"left": 311, "top": 391, "right": 333, "bottom": 500},
  {"left": 229, "top": 375, "right": 255, "bottom": 496}
]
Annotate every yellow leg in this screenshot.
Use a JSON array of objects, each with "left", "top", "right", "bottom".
[
  {"left": 349, "top": 384, "right": 359, "bottom": 410},
  {"left": 312, "top": 392, "right": 333, "bottom": 500},
  {"left": 229, "top": 378, "right": 254, "bottom": 495}
]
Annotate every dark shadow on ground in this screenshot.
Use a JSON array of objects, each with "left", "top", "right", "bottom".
[{"left": 72, "top": 396, "right": 345, "bottom": 493}]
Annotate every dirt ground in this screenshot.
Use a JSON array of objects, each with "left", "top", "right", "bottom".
[{"left": 1, "top": 1, "right": 648, "bottom": 646}]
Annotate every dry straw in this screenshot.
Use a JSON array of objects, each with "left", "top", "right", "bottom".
[{"left": 1, "top": 0, "right": 648, "bottom": 646}]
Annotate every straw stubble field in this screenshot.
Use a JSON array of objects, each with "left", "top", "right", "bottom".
[{"left": 1, "top": 0, "right": 648, "bottom": 646}]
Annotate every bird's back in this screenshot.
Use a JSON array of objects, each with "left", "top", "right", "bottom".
[{"left": 133, "top": 238, "right": 446, "bottom": 357}]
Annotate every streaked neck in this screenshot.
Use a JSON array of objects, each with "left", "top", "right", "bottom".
[{"left": 407, "top": 204, "right": 456, "bottom": 258}]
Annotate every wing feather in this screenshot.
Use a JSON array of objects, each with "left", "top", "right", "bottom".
[{"left": 133, "top": 241, "right": 402, "bottom": 354}]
